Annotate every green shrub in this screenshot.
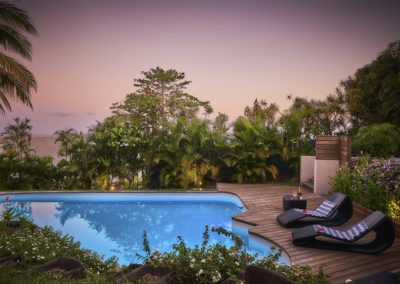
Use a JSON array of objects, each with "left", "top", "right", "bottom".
[
  {"left": 139, "top": 226, "right": 329, "bottom": 284},
  {"left": 353, "top": 123, "right": 400, "bottom": 157},
  {"left": 0, "top": 224, "right": 118, "bottom": 277},
  {"left": 331, "top": 157, "right": 400, "bottom": 221}
]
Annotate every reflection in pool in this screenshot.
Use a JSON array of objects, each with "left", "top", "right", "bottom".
[{"left": 0, "top": 192, "right": 278, "bottom": 265}]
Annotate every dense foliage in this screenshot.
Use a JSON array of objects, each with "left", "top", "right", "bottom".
[
  {"left": 353, "top": 123, "right": 400, "bottom": 157},
  {"left": 0, "top": 210, "right": 118, "bottom": 282},
  {"left": 1, "top": 40, "right": 400, "bottom": 190},
  {"left": 140, "top": 226, "right": 329, "bottom": 284},
  {"left": 341, "top": 40, "right": 400, "bottom": 132},
  {"left": 330, "top": 157, "right": 400, "bottom": 221}
]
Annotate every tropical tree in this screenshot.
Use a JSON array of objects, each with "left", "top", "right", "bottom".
[
  {"left": 229, "top": 117, "right": 280, "bottom": 183},
  {"left": 207, "top": 113, "right": 232, "bottom": 182},
  {"left": 244, "top": 99, "right": 279, "bottom": 129},
  {"left": 132, "top": 67, "right": 213, "bottom": 121},
  {"left": 111, "top": 67, "right": 214, "bottom": 188},
  {"left": 1, "top": 116, "right": 33, "bottom": 162},
  {"left": 88, "top": 116, "right": 143, "bottom": 189},
  {"left": 69, "top": 132, "right": 98, "bottom": 189},
  {"left": 0, "top": 117, "right": 57, "bottom": 190},
  {"left": 341, "top": 40, "right": 400, "bottom": 131},
  {"left": 0, "top": 1, "right": 38, "bottom": 114},
  {"left": 112, "top": 67, "right": 213, "bottom": 124},
  {"left": 280, "top": 95, "right": 349, "bottom": 140},
  {"left": 154, "top": 117, "right": 215, "bottom": 189},
  {"left": 54, "top": 131, "right": 97, "bottom": 189},
  {"left": 353, "top": 123, "right": 400, "bottom": 157},
  {"left": 54, "top": 128, "right": 78, "bottom": 161}
]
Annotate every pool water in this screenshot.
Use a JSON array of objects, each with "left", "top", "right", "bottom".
[{"left": 0, "top": 192, "right": 278, "bottom": 265}]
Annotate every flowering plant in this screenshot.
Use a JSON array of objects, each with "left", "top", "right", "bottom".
[
  {"left": 331, "top": 157, "right": 400, "bottom": 221},
  {"left": 139, "top": 226, "right": 329, "bottom": 284},
  {"left": 0, "top": 198, "right": 118, "bottom": 278},
  {"left": 355, "top": 158, "right": 400, "bottom": 195}
]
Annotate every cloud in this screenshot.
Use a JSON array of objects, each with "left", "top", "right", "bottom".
[
  {"left": 86, "top": 112, "right": 96, "bottom": 116},
  {"left": 47, "top": 112, "right": 75, "bottom": 117}
]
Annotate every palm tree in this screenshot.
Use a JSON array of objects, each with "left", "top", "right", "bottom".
[
  {"left": 1, "top": 117, "right": 33, "bottom": 162},
  {"left": 230, "top": 117, "right": 280, "bottom": 183},
  {"left": 0, "top": 1, "right": 38, "bottom": 114},
  {"left": 54, "top": 128, "right": 78, "bottom": 161},
  {"left": 155, "top": 117, "right": 214, "bottom": 189}
]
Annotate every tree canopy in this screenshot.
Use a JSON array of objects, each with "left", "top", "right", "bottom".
[
  {"left": 3, "top": 39, "right": 400, "bottom": 191},
  {"left": 341, "top": 40, "right": 400, "bottom": 130}
]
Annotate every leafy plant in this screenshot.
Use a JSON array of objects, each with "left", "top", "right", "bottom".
[
  {"left": 331, "top": 157, "right": 400, "bottom": 221},
  {"left": 139, "top": 226, "right": 329, "bottom": 284},
  {"left": 0, "top": 225, "right": 118, "bottom": 276},
  {"left": 0, "top": 207, "right": 22, "bottom": 231},
  {"left": 353, "top": 123, "right": 400, "bottom": 157},
  {"left": 0, "top": 204, "right": 118, "bottom": 282}
]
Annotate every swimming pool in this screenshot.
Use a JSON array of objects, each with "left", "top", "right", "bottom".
[{"left": 0, "top": 192, "right": 286, "bottom": 265}]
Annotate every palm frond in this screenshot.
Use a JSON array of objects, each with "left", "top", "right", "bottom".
[
  {"left": 0, "top": 24, "right": 32, "bottom": 59},
  {"left": 0, "top": 2, "right": 38, "bottom": 35}
]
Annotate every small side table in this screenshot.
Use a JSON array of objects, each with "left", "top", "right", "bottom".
[{"left": 283, "top": 195, "right": 307, "bottom": 211}]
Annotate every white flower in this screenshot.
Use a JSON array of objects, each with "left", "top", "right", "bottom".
[
  {"left": 212, "top": 271, "right": 221, "bottom": 283},
  {"left": 196, "top": 269, "right": 203, "bottom": 276},
  {"left": 235, "top": 261, "right": 240, "bottom": 266},
  {"left": 191, "top": 258, "right": 196, "bottom": 263},
  {"left": 201, "top": 259, "right": 206, "bottom": 263}
]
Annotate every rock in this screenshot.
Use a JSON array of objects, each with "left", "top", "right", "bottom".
[
  {"left": 244, "top": 265, "right": 295, "bottom": 284},
  {"left": 115, "top": 264, "right": 172, "bottom": 284},
  {"left": 0, "top": 255, "right": 22, "bottom": 267},
  {"left": 28, "top": 256, "right": 86, "bottom": 279}
]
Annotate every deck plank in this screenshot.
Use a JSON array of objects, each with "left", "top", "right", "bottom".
[{"left": 217, "top": 183, "right": 400, "bottom": 284}]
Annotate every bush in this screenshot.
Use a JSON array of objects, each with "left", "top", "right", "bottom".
[
  {"left": 139, "top": 226, "right": 329, "bottom": 284},
  {"left": 353, "top": 123, "right": 400, "bottom": 157},
  {"left": 0, "top": 206, "right": 118, "bottom": 281},
  {"left": 0, "top": 226, "right": 118, "bottom": 275},
  {"left": 330, "top": 157, "right": 400, "bottom": 221}
]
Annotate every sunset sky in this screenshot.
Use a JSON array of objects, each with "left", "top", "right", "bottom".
[{"left": 1, "top": 0, "right": 399, "bottom": 135}]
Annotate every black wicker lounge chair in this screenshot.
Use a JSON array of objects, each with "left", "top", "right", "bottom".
[
  {"left": 292, "top": 211, "right": 395, "bottom": 254},
  {"left": 276, "top": 192, "right": 353, "bottom": 228}
]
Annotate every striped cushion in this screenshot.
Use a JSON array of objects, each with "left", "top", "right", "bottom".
[
  {"left": 314, "top": 222, "right": 369, "bottom": 241},
  {"left": 294, "top": 200, "right": 336, "bottom": 218}
]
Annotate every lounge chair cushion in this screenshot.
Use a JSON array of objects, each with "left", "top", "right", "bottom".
[
  {"left": 277, "top": 192, "right": 353, "bottom": 228},
  {"left": 294, "top": 200, "right": 336, "bottom": 218},
  {"left": 292, "top": 211, "right": 395, "bottom": 254},
  {"left": 313, "top": 221, "right": 368, "bottom": 242}
]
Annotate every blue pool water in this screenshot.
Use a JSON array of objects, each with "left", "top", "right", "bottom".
[{"left": 0, "top": 192, "right": 284, "bottom": 265}]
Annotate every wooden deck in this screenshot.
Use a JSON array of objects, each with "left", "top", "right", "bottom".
[{"left": 217, "top": 183, "right": 400, "bottom": 284}]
